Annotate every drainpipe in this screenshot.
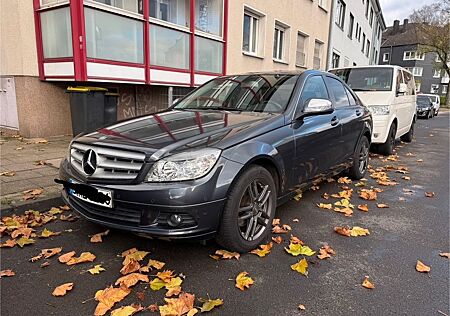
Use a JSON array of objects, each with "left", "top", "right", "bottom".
[{"left": 326, "top": 0, "right": 336, "bottom": 70}]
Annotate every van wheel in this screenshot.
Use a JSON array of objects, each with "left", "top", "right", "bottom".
[
  {"left": 347, "top": 135, "right": 370, "bottom": 180},
  {"left": 400, "top": 119, "right": 415, "bottom": 143},
  {"left": 216, "top": 165, "right": 276, "bottom": 253},
  {"left": 379, "top": 123, "right": 396, "bottom": 156}
]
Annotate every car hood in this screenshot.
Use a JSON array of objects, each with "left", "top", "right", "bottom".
[
  {"left": 73, "top": 110, "right": 283, "bottom": 160},
  {"left": 354, "top": 91, "right": 394, "bottom": 106}
]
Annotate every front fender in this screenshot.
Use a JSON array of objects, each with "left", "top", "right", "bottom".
[{"left": 221, "top": 141, "right": 286, "bottom": 192}]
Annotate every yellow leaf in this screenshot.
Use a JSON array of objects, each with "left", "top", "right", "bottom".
[
  {"left": 214, "top": 249, "right": 240, "bottom": 260},
  {"left": 293, "top": 191, "right": 303, "bottom": 201},
  {"left": 150, "top": 278, "right": 166, "bottom": 291},
  {"left": 317, "top": 203, "right": 333, "bottom": 210},
  {"left": 200, "top": 298, "right": 224, "bottom": 312},
  {"left": 235, "top": 272, "right": 254, "bottom": 291},
  {"left": 52, "top": 283, "right": 74, "bottom": 296},
  {"left": 337, "top": 177, "right": 352, "bottom": 184},
  {"left": 250, "top": 242, "right": 273, "bottom": 257},
  {"left": 89, "top": 265, "right": 106, "bottom": 275},
  {"left": 17, "top": 237, "right": 35, "bottom": 248},
  {"left": 66, "top": 252, "right": 96, "bottom": 265},
  {"left": 165, "top": 276, "right": 183, "bottom": 297},
  {"left": 334, "top": 199, "right": 353, "bottom": 209},
  {"left": 115, "top": 273, "right": 149, "bottom": 288},
  {"left": 416, "top": 260, "right": 431, "bottom": 273},
  {"left": 350, "top": 226, "right": 370, "bottom": 237},
  {"left": 123, "top": 250, "right": 149, "bottom": 266},
  {"left": 40, "top": 228, "right": 60, "bottom": 238},
  {"left": 362, "top": 276, "right": 375, "bottom": 289},
  {"left": 90, "top": 230, "right": 110, "bottom": 243},
  {"left": 48, "top": 207, "right": 63, "bottom": 215},
  {"left": 285, "top": 243, "right": 315, "bottom": 256},
  {"left": 0, "top": 171, "right": 15, "bottom": 177},
  {"left": 291, "top": 258, "right": 308, "bottom": 276},
  {"left": 110, "top": 305, "right": 143, "bottom": 316},
  {"left": 94, "top": 286, "right": 131, "bottom": 316}
]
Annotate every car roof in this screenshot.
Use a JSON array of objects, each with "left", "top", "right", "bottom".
[
  {"left": 225, "top": 69, "right": 320, "bottom": 76},
  {"left": 329, "top": 65, "right": 407, "bottom": 71}
]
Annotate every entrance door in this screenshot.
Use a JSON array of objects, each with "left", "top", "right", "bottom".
[{"left": 0, "top": 77, "right": 19, "bottom": 130}]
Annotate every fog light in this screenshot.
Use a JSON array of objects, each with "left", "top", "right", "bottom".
[
  {"left": 374, "top": 133, "right": 379, "bottom": 138},
  {"left": 168, "top": 214, "right": 182, "bottom": 227}
]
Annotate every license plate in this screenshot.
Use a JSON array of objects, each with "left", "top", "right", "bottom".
[{"left": 69, "top": 179, "right": 113, "bottom": 208}]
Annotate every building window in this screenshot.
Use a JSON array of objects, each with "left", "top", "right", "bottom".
[
  {"left": 366, "top": 40, "right": 370, "bottom": 57},
  {"left": 348, "top": 13, "right": 354, "bottom": 38},
  {"left": 335, "top": 0, "right": 346, "bottom": 29},
  {"left": 332, "top": 52, "right": 340, "bottom": 68},
  {"left": 431, "top": 84, "right": 439, "bottom": 93},
  {"left": 405, "top": 67, "right": 423, "bottom": 77},
  {"left": 362, "top": 33, "right": 365, "bottom": 52},
  {"left": 149, "top": 0, "right": 190, "bottom": 27},
  {"left": 93, "top": 0, "right": 143, "bottom": 14},
  {"left": 273, "top": 23, "right": 287, "bottom": 61},
  {"left": 40, "top": 0, "right": 69, "bottom": 6},
  {"left": 365, "top": 0, "right": 369, "bottom": 18},
  {"left": 242, "top": 10, "right": 260, "bottom": 54},
  {"left": 313, "top": 40, "right": 323, "bottom": 70},
  {"left": 318, "top": 0, "right": 327, "bottom": 10},
  {"left": 369, "top": 8, "right": 373, "bottom": 27},
  {"left": 443, "top": 85, "right": 448, "bottom": 94},
  {"left": 296, "top": 32, "right": 308, "bottom": 67},
  {"left": 150, "top": 25, "right": 190, "bottom": 69},
  {"left": 383, "top": 52, "right": 389, "bottom": 62},
  {"left": 195, "top": 36, "right": 223, "bottom": 73},
  {"left": 415, "top": 81, "right": 421, "bottom": 92},
  {"left": 403, "top": 51, "right": 425, "bottom": 61},
  {"left": 195, "top": 0, "right": 223, "bottom": 37},
  {"left": 85, "top": 8, "right": 144, "bottom": 63},
  {"left": 433, "top": 69, "right": 441, "bottom": 78},
  {"left": 40, "top": 7, "right": 73, "bottom": 58}
]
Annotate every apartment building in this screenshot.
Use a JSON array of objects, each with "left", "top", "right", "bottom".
[
  {"left": 0, "top": 0, "right": 331, "bottom": 138},
  {"left": 327, "top": 0, "right": 385, "bottom": 69},
  {"left": 379, "top": 19, "right": 449, "bottom": 96}
]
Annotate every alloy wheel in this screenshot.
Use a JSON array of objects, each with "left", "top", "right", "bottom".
[
  {"left": 237, "top": 180, "right": 273, "bottom": 241},
  {"left": 358, "top": 140, "right": 369, "bottom": 174}
]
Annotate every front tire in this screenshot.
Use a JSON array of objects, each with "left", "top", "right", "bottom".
[
  {"left": 347, "top": 135, "right": 370, "bottom": 180},
  {"left": 400, "top": 119, "right": 415, "bottom": 143},
  {"left": 216, "top": 165, "right": 276, "bottom": 253},
  {"left": 378, "top": 123, "right": 396, "bottom": 156}
]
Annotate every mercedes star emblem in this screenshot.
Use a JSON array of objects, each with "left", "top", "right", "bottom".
[{"left": 82, "top": 149, "right": 97, "bottom": 175}]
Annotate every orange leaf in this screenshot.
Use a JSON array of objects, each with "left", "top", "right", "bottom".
[
  {"left": 0, "top": 269, "right": 15, "bottom": 278},
  {"left": 214, "top": 249, "right": 240, "bottom": 260},
  {"left": 58, "top": 251, "right": 76, "bottom": 263},
  {"left": 159, "top": 292, "right": 195, "bottom": 316},
  {"left": 272, "top": 225, "right": 288, "bottom": 234},
  {"left": 317, "top": 245, "right": 335, "bottom": 260},
  {"left": 439, "top": 253, "right": 450, "bottom": 259},
  {"left": 250, "top": 242, "right": 273, "bottom": 257},
  {"left": 271, "top": 236, "right": 283, "bottom": 244},
  {"left": 425, "top": 192, "right": 435, "bottom": 198},
  {"left": 52, "top": 283, "right": 74, "bottom": 296},
  {"left": 115, "top": 273, "right": 149, "bottom": 288},
  {"left": 94, "top": 286, "right": 131, "bottom": 316},
  {"left": 334, "top": 226, "right": 351, "bottom": 237},
  {"left": 235, "top": 272, "right": 254, "bottom": 291},
  {"left": 358, "top": 204, "right": 369, "bottom": 212},
  {"left": 359, "top": 189, "right": 377, "bottom": 200},
  {"left": 361, "top": 276, "right": 375, "bottom": 289},
  {"left": 90, "top": 230, "right": 110, "bottom": 243},
  {"left": 157, "top": 270, "right": 175, "bottom": 283},
  {"left": 290, "top": 235, "right": 304, "bottom": 245},
  {"left": 298, "top": 304, "right": 306, "bottom": 311},
  {"left": 416, "top": 260, "right": 431, "bottom": 273},
  {"left": 66, "top": 252, "right": 96, "bottom": 265},
  {"left": 272, "top": 218, "right": 280, "bottom": 226},
  {"left": 377, "top": 203, "right": 389, "bottom": 208},
  {"left": 120, "top": 259, "right": 140, "bottom": 275}
]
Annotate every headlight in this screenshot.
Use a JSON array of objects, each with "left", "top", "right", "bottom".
[
  {"left": 368, "top": 105, "right": 390, "bottom": 115},
  {"left": 146, "top": 148, "right": 221, "bottom": 182}
]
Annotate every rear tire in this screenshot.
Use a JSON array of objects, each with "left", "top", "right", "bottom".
[
  {"left": 426, "top": 110, "right": 432, "bottom": 119},
  {"left": 347, "top": 135, "right": 370, "bottom": 180},
  {"left": 216, "top": 165, "right": 276, "bottom": 253},
  {"left": 400, "top": 119, "right": 415, "bottom": 143},
  {"left": 378, "top": 123, "right": 396, "bottom": 156}
]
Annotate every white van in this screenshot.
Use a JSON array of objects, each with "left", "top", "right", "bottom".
[
  {"left": 420, "top": 93, "right": 440, "bottom": 116},
  {"left": 329, "top": 65, "right": 417, "bottom": 155}
]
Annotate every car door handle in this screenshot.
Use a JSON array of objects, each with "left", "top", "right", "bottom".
[
  {"left": 356, "top": 109, "right": 362, "bottom": 116},
  {"left": 330, "top": 116, "right": 339, "bottom": 126}
]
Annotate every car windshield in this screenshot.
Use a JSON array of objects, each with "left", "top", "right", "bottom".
[
  {"left": 174, "top": 74, "right": 298, "bottom": 113},
  {"left": 330, "top": 68, "right": 394, "bottom": 92},
  {"left": 417, "top": 96, "right": 432, "bottom": 105}
]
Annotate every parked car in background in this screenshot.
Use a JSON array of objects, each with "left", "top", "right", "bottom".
[
  {"left": 419, "top": 94, "right": 440, "bottom": 116},
  {"left": 330, "top": 66, "right": 416, "bottom": 155},
  {"left": 57, "top": 70, "right": 372, "bottom": 252},
  {"left": 416, "top": 95, "right": 435, "bottom": 119}
]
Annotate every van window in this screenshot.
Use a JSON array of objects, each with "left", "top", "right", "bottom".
[
  {"left": 345, "top": 87, "right": 358, "bottom": 105},
  {"left": 330, "top": 67, "right": 393, "bottom": 92},
  {"left": 402, "top": 71, "right": 416, "bottom": 95},
  {"left": 396, "top": 70, "right": 404, "bottom": 93},
  {"left": 326, "top": 77, "right": 350, "bottom": 108}
]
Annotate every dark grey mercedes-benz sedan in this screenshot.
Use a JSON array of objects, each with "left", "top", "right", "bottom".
[{"left": 58, "top": 70, "right": 372, "bottom": 252}]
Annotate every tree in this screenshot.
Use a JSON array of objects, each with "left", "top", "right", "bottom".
[{"left": 410, "top": 0, "right": 450, "bottom": 106}]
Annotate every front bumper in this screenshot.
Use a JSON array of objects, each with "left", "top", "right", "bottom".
[
  {"left": 417, "top": 109, "right": 430, "bottom": 117},
  {"left": 371, "top": 116, "right": 391, "bottom": 144},
  {"left": 59, "top": 157, "right": 241, "bottom": 240}
]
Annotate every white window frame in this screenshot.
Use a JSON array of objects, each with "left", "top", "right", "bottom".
[
  {"left": 313, "top": 40, "right": 324, "bottom": 70},
  {"left": 443, "top": 85, "right": 448, "bottom": 94},
  {"left": 295, "top": 31, "right": 309, "bottom": 67},
  {"left": 242, "top": 6, "right": 265, "bottom": 58},
  {"left": 273, "top": 21, "right": 290, "bottom": 63},
  {"left": 348, "top": 13, "right": 354, "bottom": 38},
  {"left": 433, "top": 69, "right": 441, "bottom": 78},
  {"left": 332, "top": 52, "right": 340, "bottom": 68},
  {"left": 335, "top": 0, "right": 346, "bottom": 29},
  {"left": 431, "top": 84, "right": 439, "bottom": 93},
  {"left": 243, "top": 12, "right": 259, "bottom": 55},
  {"left": 318, "top": 0, "right": 328, "bottom": 10},
  {"left": 403, "top": 51, "right": 425, "bottom": 61},
  {"left": 412, "top": 67, "right": 423, "bottom": 77},
  {"left": 383, "top": 52, "right": 389, "bottom": 62}
]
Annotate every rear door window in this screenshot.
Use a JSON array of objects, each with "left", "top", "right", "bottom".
[{"left": 325, "top": 77, "right": 350, "bottom": 108}]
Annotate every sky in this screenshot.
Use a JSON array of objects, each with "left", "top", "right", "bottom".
[{"left": 379, "top": 0, "right": 436, "bottom": 26}]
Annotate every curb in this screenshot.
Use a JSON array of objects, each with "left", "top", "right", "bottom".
[{"left": 0, "top": 194, "right": 62, "bottom": 216}]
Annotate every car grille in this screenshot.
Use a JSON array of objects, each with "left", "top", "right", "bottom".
[{"left": 70, "top": 142, "right": 146, "bottom": 181}]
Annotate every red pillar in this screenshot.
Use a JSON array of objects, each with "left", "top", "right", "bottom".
[
  {"left": 190, "top": 0, "right": 196, "bottom": 87},
  {"left": 143, "top": 0, "right": 150, "bottom": 84},
  {"left": 70, "top": 0, "right": 87, "bottom": 81},
  {"left": 33, "top": 0, "right": 45, "bottom": 80},
  {"left": 222, "top": 0, "right": 228, "bottom": 75}
]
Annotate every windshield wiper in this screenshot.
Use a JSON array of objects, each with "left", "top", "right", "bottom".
[{"left": 208, "top": 107, "right": 243, "bottom": 112}]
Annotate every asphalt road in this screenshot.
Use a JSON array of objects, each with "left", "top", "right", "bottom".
[{"left": 1, "top": 112, "right": 449, "bottom": 316}]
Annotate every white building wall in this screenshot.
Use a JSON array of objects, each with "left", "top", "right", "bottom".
[{"left": 327, "top": 0, "right": 384, "bottom": 69}]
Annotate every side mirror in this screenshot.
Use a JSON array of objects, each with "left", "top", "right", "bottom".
[
  {"left": 397, "top": 83, "right": 408, "bottom": 95},
  {"left": 303, "top": 99, "right": 333, "bottom": 115}
]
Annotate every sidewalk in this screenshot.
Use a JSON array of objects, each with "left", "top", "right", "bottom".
[{"left": 0, "top": 134, "right": 71, "bottom": 211}]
